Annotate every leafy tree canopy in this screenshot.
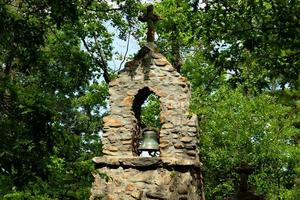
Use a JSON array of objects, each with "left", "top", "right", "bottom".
[{"left": 0, "top": 0, "right": 299, "bottom": 199}]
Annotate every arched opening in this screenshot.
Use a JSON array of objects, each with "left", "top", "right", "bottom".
[
  {"left": 140, "top": 94, "right": 161, "bottom": 129},
  {"left": 131, "top": 87, "right": 161, "bottom": 157}
]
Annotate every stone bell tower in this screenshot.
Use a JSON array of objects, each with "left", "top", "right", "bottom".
[{"left": 90, "top": 5, "right": 204, "bottom": 200}]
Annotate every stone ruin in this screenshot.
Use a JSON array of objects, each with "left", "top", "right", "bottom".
[
  {"left": 89, "top": 43, "right": 204, "bottom": 200},
  {"left": 90, "top": 5, "right": 204, "bottom": 200}
]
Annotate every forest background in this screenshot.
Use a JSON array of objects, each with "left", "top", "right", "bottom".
[{"left": 0, "top": 0, "right": 299, "bottom": 199}]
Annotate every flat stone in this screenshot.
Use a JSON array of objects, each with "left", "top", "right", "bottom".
[
  {"left": 185, "top": 144, "right": 196, "bottom": 150},
  {"left": 121, "top": 140, "right": 131, "bottom": 145},
  {"left": 174, "top": 143, "right": 184, "bottom": 149},
  {"left": 188, "top": 127, "right": 197, "bottom": 132},
  {"left": 180, "top": 136, "right": 193, "bottom": 143},
  {"left": 160, "top": 129, "right": 170, "bottom": 135},
  {"left": 160, "top": 114, "right": 166, "bottom": 124},
  {"left": 126, "top": 90, "right": 136, "bottom": 96},
  {"left": 160, "top": 139, "right": 169, "bottom": 144},
  {"left": 173, "top": 134, "right": 179, "bottom": 139},
  {"left": 131, "top": 190, "right": 142, "bottom": 199},
  {"left": 151, "top": 52, "right": 164, "bottom": 59},
  {"left": 92, "top": 157, "right": 201, "bottom": 168},
  {"left": 103, "top": 116, "right": 123, "bottom": 127},
  {"left": 187, "top": 132, "right": 197, "bottom": 137},
  {"left": 109, "top": 79, "right": 119, "bottom": 87},
  {"left": 159, "top": 143, "right": 169, "bottom": 149},
  {"left": 186, "top": 150, "right": 197, "bottom": 156},
  {"left": 176, "top": 81, "right": 187, "bottom": 87},
  {"left": 163, "top": 123, "right": 174, "bottom": 129},
  {"left": 166, "top": 67, "right": 175, "bottom": 72},
  {"left": 107, "top": 146, "right": 118, "bottom": 152},
  {"left": 154, "top": 59, "right": 169, "bottom": 66},
  {"left": 159, "top": 77, "right": 167, "bottom": 81},
  {"left": 146, "top": 191, "right": 167, "bottom": 199},
  {"left": 155, "top": 89, "right": 168, "bottom": 97},
  {"left": 102, "top": 150, "right": 118, "bottom": 156},
  {"left": 122, "top": 96, "right": 133, "bottom": 107},
  {"left": 126, "top": 183, "right": 135, "bottom": 192},
  {"left": 107, "top": 194, "right": 116, "bottom": 200},
  {"left": 121, "top": 157, "right": 162, "bottom": 167},
  {"left": 179, "top": 77, "right": 188, "bottom": 82},
  {"left": 92, "top": 157, "right": 118, "bottom": 165}
]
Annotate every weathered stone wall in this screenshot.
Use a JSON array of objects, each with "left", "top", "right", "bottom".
[
  {"left": 91, "top": 46, "right": 203, "bottom": 200},
  {"left": 90, "top": 160, "right": 201, "bottom": 200},
  {"left": 102, "top": 49, "right": 199, "bottom": 160}
]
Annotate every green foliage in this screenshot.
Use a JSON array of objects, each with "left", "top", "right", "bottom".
[
  {"left": 153, "top": 1, "right": 300, "bottom": 199},
  {"left": 0, "top": 0, "right": 299, "bottom": 199},
  {"left": 193, "top": 86, "right": 299, "bottom": 199},
  {"left": 155, "top": 0, "right": 198, "bottom": 69},
  {"left": 3, "top": 192, "right": 50, "bottom": 200},
  {"left": 141, "top": 94, "right": 161, "bottom": 129},
  {"left": 2, "top": 156, "right": 95, "bottom": 199},
  {"left": 195, "top": 0, "right": 300, "bottom": 90},
  {"left": 0, "top": 0, "right": 138, "bottom": 199}
]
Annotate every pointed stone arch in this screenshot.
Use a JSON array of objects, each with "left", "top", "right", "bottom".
[
  {"left": 101, "top": 50, "right": 198, "bottom": 160},
  {"left": 131, "top": 87, "right": 162, "bottom": 156}
]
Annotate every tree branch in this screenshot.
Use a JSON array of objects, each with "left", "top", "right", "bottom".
[
  {"left": 281, "top": 51, "right": 300, "bottom": 61},
  {"left": 81, "top": 37, "right": 91, "bottom": 52},
  {"left": 85, "top": 7, "right": 122, "bottom": 12},
  {"left": 81, "top": 37, "right": 110, "bottom": 84},
  {"left": 199, "top": 65, "right": 224, "bottom": 98},
  {"left": 118, "top": 30, "right": 131, "bottom": 71},
  {"left": 92, "top": 33, "right": 111, "bottom": 84}
]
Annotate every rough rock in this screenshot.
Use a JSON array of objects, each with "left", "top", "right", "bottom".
[
  {"left": 122, "top": 96, "right": 134, "bottom": 106},
  {"left": 90, "top": 45, "right": 202, "bottom": 200},
  {"left": 146, "top": 191, "right": 167, "bottom": 199},
  {"left": 154, "top": 58, "right": 169, "bottom": 66},
  {"left": 103, "top": 116, "right": 123, "bottom": 127},
  {"left": 174, "top": 143, "right": 184, "bottom": 149},
  {"left": 180, "top": 136, "right": 193, "bottom": 143}
]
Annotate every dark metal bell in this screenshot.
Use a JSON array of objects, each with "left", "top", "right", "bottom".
[{"left": 138, "top": 128, "right": 159, "bottom": 152}]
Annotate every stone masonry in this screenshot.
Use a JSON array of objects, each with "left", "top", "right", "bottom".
[{"left": 90, "top": 44, "right": 203, "bottom": 200}]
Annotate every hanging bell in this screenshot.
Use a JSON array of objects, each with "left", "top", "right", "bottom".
[{"left": 138, "top": 128, "right": 159, "bottom": 155}]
